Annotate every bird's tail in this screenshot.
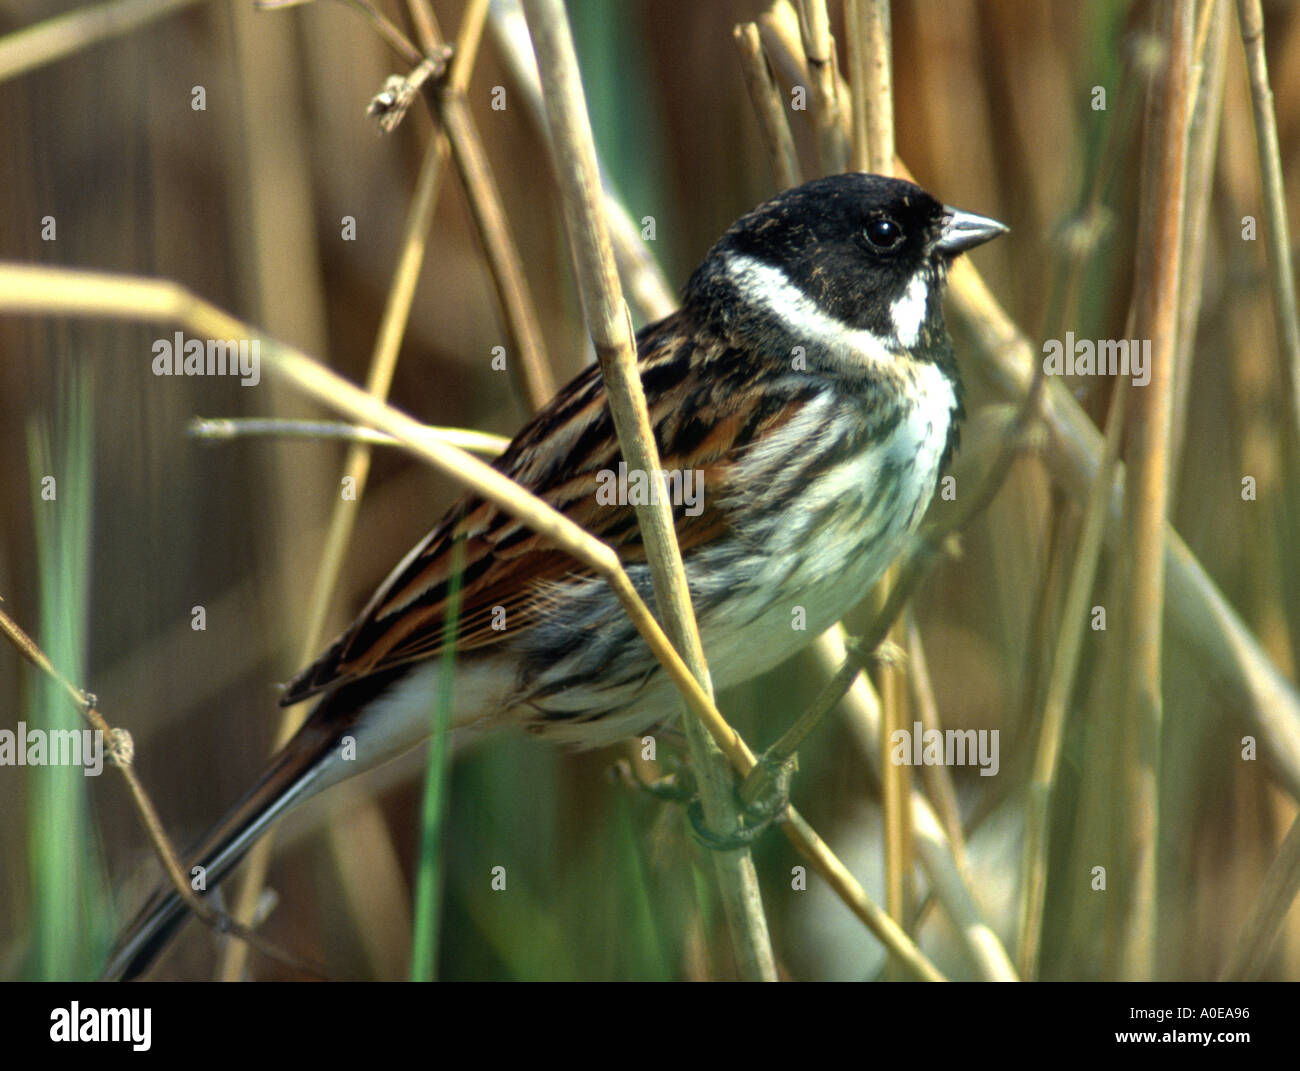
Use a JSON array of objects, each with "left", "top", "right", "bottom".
[{"left": 101, "top": 670, "right": 406, "bottom": 981}]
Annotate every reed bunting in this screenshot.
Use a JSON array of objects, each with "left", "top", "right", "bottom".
[{"left": 105, "top": 172, "right": 1006, "bottom": 979}]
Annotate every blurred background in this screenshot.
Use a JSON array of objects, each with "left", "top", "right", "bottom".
[{"left": 1, "top": 0, "right": 1298, "bottom": 981}]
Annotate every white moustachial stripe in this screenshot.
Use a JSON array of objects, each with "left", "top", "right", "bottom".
[{"left": 721, "top": 253, "right": 900, "bottom": 372}]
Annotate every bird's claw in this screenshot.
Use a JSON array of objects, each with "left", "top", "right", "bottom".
[{"left": 687, "top": 750, "right": 797, "bottom": 850}]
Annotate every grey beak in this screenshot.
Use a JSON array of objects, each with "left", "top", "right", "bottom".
[{"left": 936, "top": 206, "right": 1008, "bottom": 255}]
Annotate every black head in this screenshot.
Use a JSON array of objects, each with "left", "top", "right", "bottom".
[{"left": 684, "top": 173, "right": 1006, "bottom": 358}]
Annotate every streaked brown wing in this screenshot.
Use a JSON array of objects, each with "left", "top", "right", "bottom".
[{"left": 281, "top": 315, "right": 795, "bottom": 706}]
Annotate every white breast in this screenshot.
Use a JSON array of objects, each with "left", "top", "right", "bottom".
[{"left": 699, "top": 362, "right": 956, "bottom": 694}]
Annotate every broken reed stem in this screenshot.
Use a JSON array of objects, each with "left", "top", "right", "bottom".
[
  {"left": 733, "top": 22, "right": 802, "bottom": 189},
  {"left": 796, "top": 0, "right": 847, "bottom": 173}
]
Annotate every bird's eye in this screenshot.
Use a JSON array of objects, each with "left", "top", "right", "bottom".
[{"left": 864, "top": 217, "right": 903, "bottom": 250}]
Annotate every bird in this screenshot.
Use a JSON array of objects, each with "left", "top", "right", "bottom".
[{"left": 104, "top": 172, "right": 1006, "bottom": 979}]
